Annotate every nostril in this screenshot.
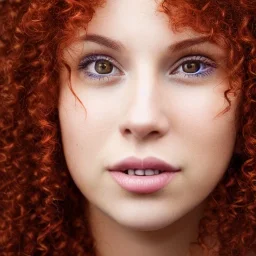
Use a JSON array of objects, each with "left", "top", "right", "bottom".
[{"left": 124, "top": 129, "right": 131, "bottom": 135}]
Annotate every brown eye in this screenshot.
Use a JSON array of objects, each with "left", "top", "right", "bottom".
[
  {"left": 182, "top": 61, "right": 200, "bottom": 73},
  {"left": 95, "top": 60, "right": 113, "bottom": 74}
]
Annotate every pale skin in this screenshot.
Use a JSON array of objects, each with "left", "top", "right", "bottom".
[{"left": 58, "top": 0, "right": 241, "bottom": 255}]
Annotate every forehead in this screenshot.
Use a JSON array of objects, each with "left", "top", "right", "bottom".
[{"left": 84, "top": 0, "right": 202, "bottom": 52}]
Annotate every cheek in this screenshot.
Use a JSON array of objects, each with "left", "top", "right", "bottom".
[
  {"left": 58, "top": 87, "right": 117, "bottom": 180},
  {"left": 167, "top": 87, "right": 237, "bottom": 180},
  {"left": 170, "top": 84, "right": 237, "bottom": 141}
]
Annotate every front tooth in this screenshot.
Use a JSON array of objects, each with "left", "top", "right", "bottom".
[
  {"left": 154, "top": 170, "right": 160, "bottom": 174},
  {"left": 145, "top": 169, "right": 155, "bottom": 176},
  {"left": 128, "top": 169, "right": 135, "bottom": 175},
  {"left": 134, "top": 169, "right": 145, "bottom": 175}
]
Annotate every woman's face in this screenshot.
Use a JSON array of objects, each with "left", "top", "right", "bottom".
[{"left": 59, "top": 0, "right": 239, "bottom": 231}]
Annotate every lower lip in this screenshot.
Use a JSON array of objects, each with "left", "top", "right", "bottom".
[{"left": 109, "top": 171, "right": 177, "bottom": 194}]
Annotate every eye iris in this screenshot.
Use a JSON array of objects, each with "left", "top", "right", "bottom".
[
  {"left": 182, "top": 61, "right": 200, "bottom": 73},
  {"left": 95, "top": 60, "right": 113, "bottom": 74}
]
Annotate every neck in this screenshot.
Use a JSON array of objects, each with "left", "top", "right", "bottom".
[{"left": 88, "top": 203, "right": 205, "bottom": 256}]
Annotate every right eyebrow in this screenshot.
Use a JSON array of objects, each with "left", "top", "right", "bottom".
[
  {"left": 81, "top": 34, "right": 125, "bottom": 52},
  {"left": 81, "top": 34, "right": 215, "bottom": 53}
]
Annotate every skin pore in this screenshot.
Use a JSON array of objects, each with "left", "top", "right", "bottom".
[{"left": 58, "top": 0, "right": 240, "bottom": 255}]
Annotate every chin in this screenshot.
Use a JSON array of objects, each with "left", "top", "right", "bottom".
[{"left": 114, "top": 213, "right": 176, "bottom": 232}]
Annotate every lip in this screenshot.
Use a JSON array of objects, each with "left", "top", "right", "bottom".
[
  {"left": 107, "top": 156, "right": 180, "bottom": 194},
  {"left": 107, "top": 156, "right": 180, "bottom": 172}
]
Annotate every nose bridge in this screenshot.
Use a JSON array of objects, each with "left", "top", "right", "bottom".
[
  {"left": 119, "top": 61, "right": 169, "bottom": 140},
  {"left": 127, "top": 61, "right": 159, "bottom": 120}
]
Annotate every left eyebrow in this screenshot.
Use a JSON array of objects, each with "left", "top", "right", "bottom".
[{"left": 168, "top": 36, "right": 214, "bottom": 52}]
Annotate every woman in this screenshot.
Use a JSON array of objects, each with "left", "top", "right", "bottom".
[{"left": 0, "top": 0, "right": 255, "bottom": 255}]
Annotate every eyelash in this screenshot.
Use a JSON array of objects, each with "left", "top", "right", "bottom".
[{"left": 78, "top": 54, "right": 217, "bottom": 82}]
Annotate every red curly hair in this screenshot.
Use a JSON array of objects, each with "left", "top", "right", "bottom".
[{"left": 0, "top": 0, "right": 255, "bottom": 255}]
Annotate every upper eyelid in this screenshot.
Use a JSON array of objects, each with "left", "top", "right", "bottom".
[
  {"left": 78, "top": 54, "right": 122, "bottom": 70},
  {"left": 173, "top": 55, "right": 216, "bottom": 66}
]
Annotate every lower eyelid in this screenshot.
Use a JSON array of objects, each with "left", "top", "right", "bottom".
[
  {"left": 85, "top": 71, "right": 119, "bottom": 78},
  {"left": 86, "top": 72, "right": 112, "bottom": 81}
]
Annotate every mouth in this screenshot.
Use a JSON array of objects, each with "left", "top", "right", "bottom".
[{"left": 107, "top": 156, "right": 180, "bottom": 194}]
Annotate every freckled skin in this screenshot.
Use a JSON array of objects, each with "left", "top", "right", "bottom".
[{"left": 58, "top": 0, "right": 239, "bottom": 255}]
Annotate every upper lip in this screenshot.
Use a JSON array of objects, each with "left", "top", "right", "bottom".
[{"left": 107, "top": 156, "right": 180, "bottom": 172}]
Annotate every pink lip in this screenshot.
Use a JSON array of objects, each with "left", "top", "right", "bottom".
[
  {"left": 107, "top": 156, "right": 180, "bottom": 173},
  {"left": 107, "top": 156, "right": 180, "bottom": 194}
]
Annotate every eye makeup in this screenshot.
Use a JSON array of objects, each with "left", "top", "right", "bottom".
[{"left": 77, "top": 52, "right": 219, "bottom": 85}]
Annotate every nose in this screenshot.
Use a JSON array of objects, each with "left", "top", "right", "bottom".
[{"left": 119, "top": 78, "right": 170, "bottom": 142}]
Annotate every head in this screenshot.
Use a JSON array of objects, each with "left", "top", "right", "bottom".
[
  {"left": 59, "top": 0, "right": 240, "bottom": 232},
  {"left": 0, "top": 0, "right": 255, "bottom": 255}
]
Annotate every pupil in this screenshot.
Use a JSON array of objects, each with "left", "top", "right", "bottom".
[
  {"left": 182, "top": 61, "right": 200, "bottom": 73},
  {"left": 95, "top": 60, "right": 113, "bottom": 74}
]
